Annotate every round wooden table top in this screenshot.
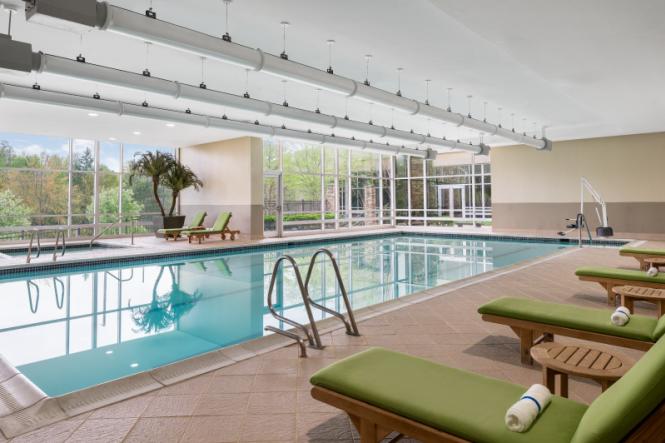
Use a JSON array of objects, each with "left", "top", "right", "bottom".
[
  {"left": 613, "top": 285, "right": 665, "bottom": 300},
  {"left": 530, "top": 342, "right": 635, "bottom": 380}
]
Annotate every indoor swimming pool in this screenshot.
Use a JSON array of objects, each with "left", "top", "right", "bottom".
[{"left": 0, "top": 234, "right": 578, "bottom": 396}]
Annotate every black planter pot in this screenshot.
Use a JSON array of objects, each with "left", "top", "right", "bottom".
[{"left": 153, "top": 215, "right": 186, "bottom": 237}]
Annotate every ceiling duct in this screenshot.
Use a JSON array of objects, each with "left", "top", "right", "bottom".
[
  {"left": 0, "top": 82, "right": 436, "bottom": 159},
  {"left": 5, "top": 52, "right": 485, "bottom": 154},
  {"left": 23, "top": 0, "right": 551, "bottom": 150}
]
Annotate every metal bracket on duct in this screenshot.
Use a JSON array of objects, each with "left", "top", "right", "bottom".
[
  {"left": 0, "top": 83, "right": 436, "bottom": 159},
  {"left": 22, "top": 0, "right": 551, "bottom": 151}
]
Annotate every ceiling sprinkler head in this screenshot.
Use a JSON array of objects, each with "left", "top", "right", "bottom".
[
  {"left": 222, "top": 114, "right": 228, "bottom": 119},
  {"left": 185, "top": 108, "right": 192, "bottom": 114},
  {"left": 145, "top": 7, "right": 156, "bottom": 19},
  {"left": 199, "top": 82, "right": 207, "bottom": 89},
  {"left": 142, "top": 100, "right": 149, "bottom": 107},
  {"left": 93, "top": 92, "right": 100, "bottom": 99},
  {"left": 32, "top": 82, "right": 40, "bottom": 90},
  {"left": 142, "top": 68, "right": 151, "bottom": 77},
  {"left": 243, "top": 92, "right": 250, "bottom": 98},
  {"left": 76, "top": 54, "right": 86, "bottom": 63}
]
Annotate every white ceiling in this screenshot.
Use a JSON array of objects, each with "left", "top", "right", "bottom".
[{"left": 0, "top": 0, "right": 663, "bottom": 149}]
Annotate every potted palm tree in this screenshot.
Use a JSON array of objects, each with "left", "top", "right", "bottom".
[
  {"left": 161, "top": 162, "right": 203, "bottom": 220},
  {"left": 128, "top": 151, "right": 203, "bottom": 236}
]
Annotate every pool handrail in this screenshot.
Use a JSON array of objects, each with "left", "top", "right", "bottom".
[
  {"left": 265, "top": 254, "right": 324, "bottom": 352},
  {"left": 304, "top": 248, "right": 360, "bottom": 337}
]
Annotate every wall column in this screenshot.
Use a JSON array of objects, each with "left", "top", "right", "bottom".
[{"left": 180, "top": 137, "right": 264, "bottom": 239}]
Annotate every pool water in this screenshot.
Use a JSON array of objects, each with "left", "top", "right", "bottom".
[{"left": 0, "top": 234, "right": 569, "bottom": 396}]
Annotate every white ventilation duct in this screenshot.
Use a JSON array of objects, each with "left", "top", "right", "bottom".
[
  {"left": 23, "top": 0, "right": 551, "bottom": 151},
  {"left": 0, "top": 83, "right": 435, "bottom": 159},
  {"left": 25, "top": 54, "right": 486, "bottom": 154}
]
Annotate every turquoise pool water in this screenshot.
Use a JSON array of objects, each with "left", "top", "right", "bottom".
[{"left": 0, "top": 234, "right": 571, "bottom": 396}]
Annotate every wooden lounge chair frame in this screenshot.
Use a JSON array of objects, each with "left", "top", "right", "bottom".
[
  {"left": 619, "top": 249, "right": 665, "bottom": 271},
  {"left": 481, "top": 314, "right": 653, "bottom": 365},
  {"left": 311, "top": 386, "right": 665, "bottom": 443},
  {"left": 577, "top": 274, "right": 665, "bottom": 305},
  {"left": 188, "top": 226, "right": 240, "bottom": 243}
]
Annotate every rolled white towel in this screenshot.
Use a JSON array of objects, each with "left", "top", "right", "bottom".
[
  {"left": 611, "top": 306, "right": 631, "bottom": 326},
  {"left": 505, "top": 384, "right": 552, "bottom": 432},
  {"left": 647, "top": 266, "right": 659, "bottom": 277}
]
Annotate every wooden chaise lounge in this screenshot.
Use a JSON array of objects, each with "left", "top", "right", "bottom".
[
  {"left": 620, "top": 247, "right": 665, "bottom": 270},
  {"left": 157, "top": 211, "right": 207, "bottom": 240},
  {"left": 182, "top": 212, "right": 240, "bottom": 243},
  {"left": 310, "top": 346, "right": 665, "bottom": 443},
  {"left": 478, "top": 297, "right": 664, "bottom": 364},
  {"left": 575, "top": 266, "right": 665, "bottom": 305}
]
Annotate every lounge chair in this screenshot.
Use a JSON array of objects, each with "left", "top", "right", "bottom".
[
  {"left": 182, "top": 212, "right": 240, "bottom": 243},
  {"left": 620, "top": 247, "right": 665, "bottom": 270},
  {"left": 310, "top": 345, "right": 665, "bottom": 442},
  {"left": 576, "top": 266, "right": 665, "bottom": 305},
  {"left": 157, "top": 211, "right": 207, "bottom": 240},
  {"left": 478, "top": 297, "right": 664, "bottom": 363}
]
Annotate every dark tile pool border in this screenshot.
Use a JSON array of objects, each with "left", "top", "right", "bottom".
[{"left": 0, "top": 231, "right": 628, "bottom": 279}]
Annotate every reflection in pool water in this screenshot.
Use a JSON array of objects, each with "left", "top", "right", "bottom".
[{"left": 0, "top": 235, "right": 568, "bottom": 395}]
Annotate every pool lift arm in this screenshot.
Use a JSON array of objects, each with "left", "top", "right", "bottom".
[{"left": 581, "top": 177, "right": 613, "bottom": 237}]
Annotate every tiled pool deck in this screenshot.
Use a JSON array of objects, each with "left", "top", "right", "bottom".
[{"left": 0, "top": 229, "right": 660, "bottom": 442}]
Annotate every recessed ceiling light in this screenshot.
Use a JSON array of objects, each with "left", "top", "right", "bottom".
[
  {"left": 88, "top": 112, "right": 99, "bottom": 117},
  {"left": 133, "top": 131, "right": 142, "bottom": 135},
  {"left": 165, "top": 123, "right": 176, "bottom": 128},
  {"left": 109, "top": 137, "right": 117, "bottom": 141}
]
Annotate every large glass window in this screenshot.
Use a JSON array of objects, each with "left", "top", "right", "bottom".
[
  {"left": 0, "top": 132, "right": 175, "bottom": 241},
  {"left": 264, "top": 141, "right": 392, "bottom": 234},
  {"left": 395, "top": 153, "right": 491, "bottom": 226}
]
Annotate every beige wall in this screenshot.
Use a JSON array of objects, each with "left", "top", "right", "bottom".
[
  {"left": 180, "top": 137, "right": 264, "bottom": 238},
  {"left": 491, "top": 132, "right": 665, "bottom": 234}
]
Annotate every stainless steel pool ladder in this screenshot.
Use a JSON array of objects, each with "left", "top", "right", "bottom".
[
  {"left": 26, "top": 229, "right": 66, "bottom": 263},
  {"left": 265, "top": 248, "right": 360, "bottom": 358}
]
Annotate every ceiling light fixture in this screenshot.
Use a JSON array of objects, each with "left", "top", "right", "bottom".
[
  {"left": 221, "top": 0, "right": 232, "bottom": 42},
  {"left": 280, "top": 21, "right": 290, "bottom": 60},
  {"left": 326, "top": 39, "right": 335, "bottom": 74},
  {"left": 87, "top": 112, "right": 98, "bottom": 117},
  {"left": 165, "top": 122, "right": 175, "bottom": 127},
  {"left": 133, "top": 130, "right": 141, "bottom": 135}
]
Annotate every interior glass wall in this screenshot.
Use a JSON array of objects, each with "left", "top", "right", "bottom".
[
  {"left": 395, "top": 153, "right": 491, "bottom": 226},
  {"left": 0, "top": 131, "right": 175, "bottom": 241},
  {"left": 263, "top": 141, "right": 392, "bottom": 233}
]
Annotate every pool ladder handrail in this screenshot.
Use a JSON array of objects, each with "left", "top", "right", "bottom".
[
  {"left": 26, "top": 229, "right": 66, "bottom": 263},
  {"left": 265, "top": 255, "right": 323, "bottom": 358},
  {"left": 304, "top": 249, "right": 360, "bottom": 337},
  {"left": 265, "top": 249, "right": 360, "bottom": 357}
]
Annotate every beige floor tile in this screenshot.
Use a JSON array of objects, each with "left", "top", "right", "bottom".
[
  {"left": 252, "top": 374, "right": 298, "bottom": 392},
  {"left": 9, "top": 418, "right": 84, "bottom": 443},
  {"left": 88, "top": 395, "right": 153, "bottom": 419},
  {"left": 247, "top": 392, "right": 296, "bottom": 415},
  {"left": 209, "top": 375, "right": 255, "bottom": 393},
  {"left": 142, "top": 395, "right": 199, "bottom": 417},
  {"left": 64, "top": 418, "right": 136, "bottom": 443},
  {"left": 124, "top": 417, "right": 190, "bottom": 443},
  {"left": 181, "top": 416, "right": 243, "bottom": 442},
  {"left": 296, "top": 413, "right": 355, "bottom": 441},
  {"left": 193, "top": 393, "right": 250, "bottom": 416},
  {"left": 240, "top": 413, "right": 296, "bottom": 442}
]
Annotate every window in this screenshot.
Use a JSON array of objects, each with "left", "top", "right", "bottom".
[
  {"left": 264, "top": 142, "right": 392, "bottom": 234},
  {"left": 0, "top": 132, "right": 176, "bottom": 240}
]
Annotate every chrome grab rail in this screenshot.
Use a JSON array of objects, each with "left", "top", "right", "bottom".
[
  {"left": 26, "top": 230, "right": 41, "bottom": 263},
  {"left": 304, "top": 248, "right": 360, "bottom": 336},
  {"left": 265, "top": 255, "right": 324, "bottom": 356},
  {"left": 52, "top": 229, "right": 66, "bottom": 261}
]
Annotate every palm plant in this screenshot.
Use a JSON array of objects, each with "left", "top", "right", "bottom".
[
  {"left": 127, "top": 151, "right": 175, "bottom": 217},
  {"left": 161, "top": 162, "right": 203, "bottom": 217}
]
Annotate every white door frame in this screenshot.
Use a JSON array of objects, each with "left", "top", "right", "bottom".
[
  {"left": 437, "top": 184, "right": 466, "bottom": 218},
  {"left": 263, "top": 172, "right": 283, "bottom": 237}
]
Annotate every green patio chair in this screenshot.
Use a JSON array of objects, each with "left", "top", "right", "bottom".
[{"left": 157, "top": 211, "right": 207, "bottom": 240}]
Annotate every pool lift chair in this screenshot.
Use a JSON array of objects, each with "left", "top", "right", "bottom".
[{"left": 558, "top": 177, "right": 614, "bottom": 246}]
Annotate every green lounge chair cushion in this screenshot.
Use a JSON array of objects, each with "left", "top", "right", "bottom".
[
  {"left": 477, "top": 297, "right": 658, "bottom": 342},
  {"left": 182, "top": 212, "right": 231, "bottom": 236},
  {"left": 620, "top": 247, "right": 665, "bottom": 257},
  {"left": 310, "top": 348, "right": 587, "bottom": 443},
  {"left": 571, "top": 335, "right": 665, "bottom": 443},
  {"left": 575, "top": 266, "right": 665, "bottom": 284},
  {"left": 157, "top": 211, "right": 207, "bottom": 234}
]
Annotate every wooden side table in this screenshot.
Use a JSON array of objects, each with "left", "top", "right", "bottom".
[
  {"left": 613, "top": 285, "right": 665, "bottom": 316},
  {"left": 530, "top": 342, "right": 634, "bottom": 397}
]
